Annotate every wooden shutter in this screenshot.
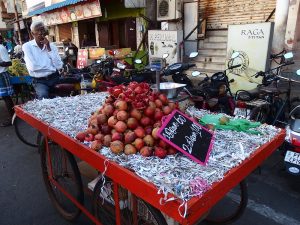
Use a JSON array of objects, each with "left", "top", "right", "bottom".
[
  {"left": 58, "top": 23, "right": 72, "bottom": 41},
  {"left": 199, "top": 0, "right": 277, "bottom": 29}
]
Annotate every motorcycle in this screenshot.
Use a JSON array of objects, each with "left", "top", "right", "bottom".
[
  {"left": 284, "top": 94, "right": 300, "bottom": 175},
  {"left": 234, "top": 51, "right": 294, "bottom": 120},
  {"left": 164, "top": 52, "right": 240, "bottom": 115}
]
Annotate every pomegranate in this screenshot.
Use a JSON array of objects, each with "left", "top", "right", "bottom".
[
  {"left": 124, "top": 131, "right": 137, "bottom": 144},
  {"left": 124, "top": 144, "right": 137, "bottom": 155},
  {"left": 97, "top": 114, "right": 107, "bottom": 125},
  {"left": 154, "top": 109, "right": 164, "bottom": 121},
  {"left": 110, "top": 140, "right": 124, "bottom": 154},
  {"left": 140, "top": 146, "right": 153, "bottom": 157},
  {"left": 115, "top": 100, "right": 128, "bottom": 111},
  {"left": 140, "top": 116, "right": 151, "bottom": 127},
  {"left": 159, "top": 94, "right": 168, "bottom": 105},
  {"left": 115, "top": 121, "right": 127, "bottom": 133},
  {"left": 85, "top": 133, "right": 94, "bottom": 142},
  {"left": 113, "top": 109, "right": 119, "bottom": 116},
  {"left": 154, "top": 147, "right": 167, "bottom": 159},
  {"left": 111, "top": 129, "right": 117, "bottom": 134},
  {"left": 103, "top": 135, "right": 112, "bottom": 147},
  {"left": 148, "top": 101, "right": 156, "bottom": 109},
  {"left": 105, "top": 96, "right": 114, "bottom": 104},
  {"left": 143, "top": 135, "right": 155, "bottom": 147},
  {"left": 87, "top": 124, "right": 99, "bottom": 135},
  {"left": 134, "top": 127, "right": 146, "bottom": 138},
  {"left": 134, "top": 85, "right": 143, "bottom": 94},
  {"left": 168, "top": 102, "right": 176, "bottom": 110},
  {"left": 112, "top": 132, "right": 123, "bottom": 142},
  {"left": 103, "top": 104, "right": 114, "bottom": 117},
  {"left": 167, "top": 147, "right": 177, "bottom": 155},
  {"left": 108, "top": 116, "right": 118, "bottom": 127},
  {"left": 162, "top": 106, "right": 172, "bottom": 115},
  {"left": 116, "top": 110, "right": 129, "bottom": 121},
  {"left": 144, "top": 107, "right": 155, "bottom": 117},
  {"left": 133, "top": 138, "right": 145, "bottom": 150},
  {"left": 130, "top": 109, "right": 142, "bottom": 120},
  {"left": 127, "top": 117, "right": 139, "bottom": 130},
  {"left": 152, "top": 127, "right": 160, "bottom": 139},
  {"left": 91, "top": 140, "right": 102, "bottom": 151},
  {"left": 153, "top": 121, "right": 162, "bottom": 128},
  {"left": 155, "top": 99, "right": 163, "bottom": 108},
  {"left": 158, "top": 140, "right": 168, "bottom": 148},
  {"left": 94, "top": 133, "right": 104, "bottom": 141},
  {"left": 75, "top": 131, "right": 86, "bottom": 142},
  {"left": 145, "top": 126, "right": 153, "bottom": 135},
  {"left": 101, "top": 124, "right": 111, "bottom": 135}
]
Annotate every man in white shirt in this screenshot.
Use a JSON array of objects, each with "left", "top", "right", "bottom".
[
  {"left": 0, "top": 35, "right": 14, "bottom": 127},
  {"left": 23, "top": 21, "right": 63, "bottom": 99}
]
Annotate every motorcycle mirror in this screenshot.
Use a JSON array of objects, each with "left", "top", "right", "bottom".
[
  {"left": 231, "top": 52, "right": 240, "bottom": 59},
  {"left": 191, "top": 71, "right": 201, "bottom": 77},
  {"left": 189, "top": 52, "right": 198, "bottom": 58},
  {"left": 284, "top": 52, "right": 294, "bottom": 60},
  {"left": 296, "top": 69, "right": 300, "bottom": 76},
  {"left": 134, "top": 59, "right": 142, "bottom": 64},
  {"left": 162, "top": 53, "right": 169, "bottom": 59},
  {"left": 117, "top": 62, "right": 126, "bottom": 69}
]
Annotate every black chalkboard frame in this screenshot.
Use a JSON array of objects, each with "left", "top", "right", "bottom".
[{"left": 157, "top": 109, "right": 214, "bottom": 165}]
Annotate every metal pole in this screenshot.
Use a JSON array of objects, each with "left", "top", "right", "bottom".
[
  {"left": 14, "top": 0, "right": 22, "bottom": 44},
  {"left": 156, "top": 70, "right": 160, "bottom": 92}
]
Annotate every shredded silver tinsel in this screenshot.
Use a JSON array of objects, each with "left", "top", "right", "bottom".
[{"left": 21, "top": 96, "right": 281, "bottom": 208}]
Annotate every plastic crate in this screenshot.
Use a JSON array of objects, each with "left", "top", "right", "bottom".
[{"left": 10, "top": 76, "right": 33, "bottom": 85}]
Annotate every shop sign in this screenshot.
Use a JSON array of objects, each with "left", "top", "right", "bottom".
[
  {"left": 158, "top": 110, "right": 214, "bottom": 165},
  {"left": 77, "top": 49, "right": 88, "bottom": 69},
  {"left": 89, "top": 48, "right": 105, "bottom": 59},
  {"left": 41, "top": 0, "right": 102, "bottom": 26},
  {"left": 226, "top": 22, "right": 274, "bottom": 93}
]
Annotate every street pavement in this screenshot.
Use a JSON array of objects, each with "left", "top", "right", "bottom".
[{"left": 0, "top": 101, "right": 300, "bottom": 225}]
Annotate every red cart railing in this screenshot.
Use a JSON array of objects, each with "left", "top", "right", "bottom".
[{"left": 15, "top": 105, "right": 285, "bottom": 225}]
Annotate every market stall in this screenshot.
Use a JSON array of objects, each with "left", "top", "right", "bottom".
[{"left": 14, "top": 90, "right": 285, "bottom": 225}]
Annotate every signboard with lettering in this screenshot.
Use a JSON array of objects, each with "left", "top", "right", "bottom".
[
  {"left": 89, "top": 48, "right": 105, "bottom": 59},
  {"left": 158, "top": 110, "right": 214, "bottom": 165},
  {"left": 148, "top": 30, "right": 183, "bottom": 65},
  {"left": 77, "top": 49, "right": 88, "bottom": 69},
  {"left": 226, "top": 22, "right": 274, "bottom": 93}
]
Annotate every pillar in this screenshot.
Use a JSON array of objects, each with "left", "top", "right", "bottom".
[
  {"left": 285, "top": 0, "right": 300, "bottom": 50},
  {"left": 272, "top": 0, "right": 290, "bottom": 53}
]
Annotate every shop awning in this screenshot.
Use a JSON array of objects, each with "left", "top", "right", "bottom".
[{"left": 28, "top": 0, "right": 87, "bottom": 16}]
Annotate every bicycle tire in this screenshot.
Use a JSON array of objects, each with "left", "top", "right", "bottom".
[
  {"left": 14, "top": 116, "right": 40, "bottom": 147},
  {"left": 40, "top": 137, "right": 84, "bottom": 221},
  {"left": 93, "top": 177, "right": 167, "bottom": 225},
  {"left": 204, "top": 180, "right": 248, "bottom": 225},
  {"left": 249, "top": 106, "right": 269, "bottom": 123}
]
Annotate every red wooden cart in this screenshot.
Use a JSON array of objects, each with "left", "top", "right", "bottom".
[{"left": 15, "top": 105, "right": 285, "bottom": 225}]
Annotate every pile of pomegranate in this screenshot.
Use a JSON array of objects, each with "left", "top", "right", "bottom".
[{"left": 75, "top": 82, "right": 178, "bottom": 159}]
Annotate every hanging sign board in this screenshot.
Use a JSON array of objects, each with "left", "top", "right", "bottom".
[
  {"left": 158, "top": 110, "right": 214, "bottom": 165},
  {"left": 77, "top": 49, "right": 88, "bottom": 69}
]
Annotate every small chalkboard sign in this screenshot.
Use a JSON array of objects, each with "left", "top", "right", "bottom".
[{"left": 158, "top": 110, "right": 214, "bottom": 165}]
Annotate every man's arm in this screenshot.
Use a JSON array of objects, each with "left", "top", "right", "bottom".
[{"left": 48, "top": 43, "right": 63, "bottom": 70}]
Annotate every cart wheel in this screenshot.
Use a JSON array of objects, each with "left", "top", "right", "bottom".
[
  {"left": 14, "top": 116, "right": 40, "bottom": 147},
  {"left": 93, "top": 177, "right": 167, "bottom": 225},
  {"left": 204, "top": 180, "right": 248, "bottom": 225},
  {"left": 40, "top": 137, "right": 84, "bottom": 221}
]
